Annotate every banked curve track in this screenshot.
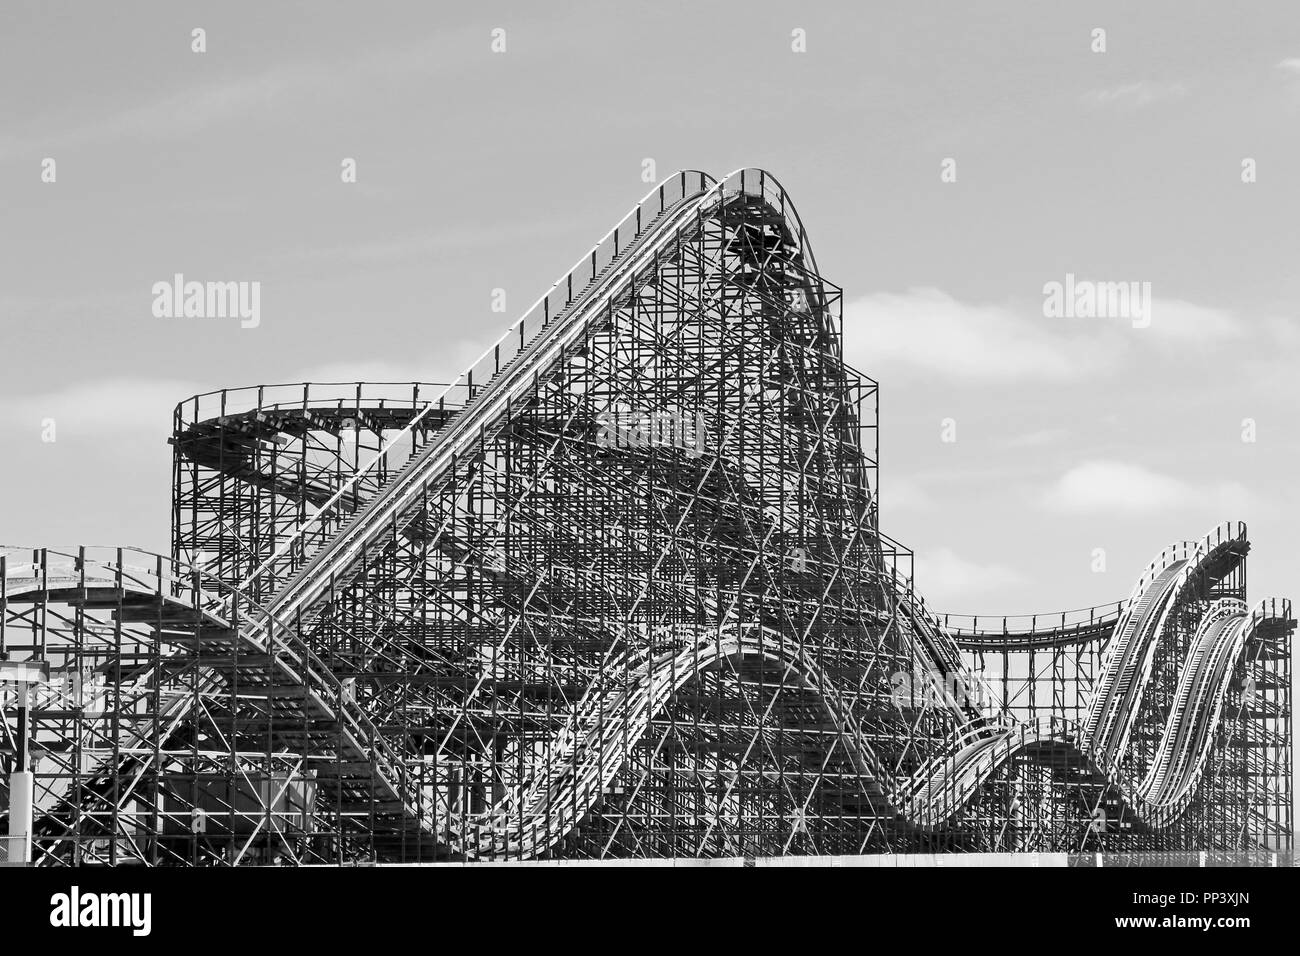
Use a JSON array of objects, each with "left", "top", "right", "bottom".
[{"left": 462, "top": 549, "right": 1288, "bottom": 858}]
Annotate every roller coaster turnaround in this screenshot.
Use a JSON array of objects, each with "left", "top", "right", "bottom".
[{"left": 0, "top": 169, "right": 1291, "bottom": 865}]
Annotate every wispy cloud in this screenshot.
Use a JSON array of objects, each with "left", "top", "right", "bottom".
[
  {"left": 842, "top": 287, "right": 1128, "bottom": 385},
  {"left": 914, "top": 546, "right": 1025, "bottom": 603},
  {"left": 1080, "top": 81, "right": 1190, "bottom": 112},
  {"left": 0, "top": 64, "right": 334, "bottom": 163},
  {"left": 842, "top": 289, "right": 1111, "bottom": 384},
  {"left": 1041, "top": 460, "right": 1252, "bottom": 515},
  {"left": 0, "top": 32, "right": 483, "bottom": 164},
  {"left": 1002, "top": 427, "right": 1070, "bottom": 449},
  {"left": 1144, "top": 298, "right": 1243, "bottom": 342},
  {"left": 1275, "top": 58, "right": 1300, "bottom": 99},
  {"left": 1, "top": 378, "right": 198, "bottom": 433},
  {"left": 879, "top": 476, "right": 936, "bottom": 512},
  {"left": 841, "top": 289, "right": 1255, "bottom": 385}
]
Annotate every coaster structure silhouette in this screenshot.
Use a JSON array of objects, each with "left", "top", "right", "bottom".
[{"left": 1, "top": 169, "right": 1291, "bottom": 865}]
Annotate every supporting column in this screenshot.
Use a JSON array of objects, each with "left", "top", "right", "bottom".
[
  {"left": 6, "top": 771, "right": 33, "bottom": 866},
  {"left": 3, "top": 660, "right": 49, "bottom": 866}
]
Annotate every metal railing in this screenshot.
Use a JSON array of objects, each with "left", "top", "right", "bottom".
[{"left": 233, "top": 170, "right": 717, "bottom": 603}]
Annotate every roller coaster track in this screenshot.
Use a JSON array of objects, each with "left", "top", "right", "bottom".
[
  {"left": 903, "top": 596, "right": 1290, "bottom": 833},
  {"left": 6, "top": 174, "right": 736, "bottom": 858},
  {"left": 885, "top": 525, "right": 1283, "bottom": 831},
  {"left": 461, "top": 586, "right": 1288, "bottom": 856},
  {"left": 237, "top": 171, "right": 721, "bottom": 623},
  {"left": 0, "top": 548, "right": 431, "bottom": 863},
  {"left": 1082, "top": 523, "right": 1249, "bottom": 768},
  {"left": 930, "top": 604, "right": 1124, "bottom": 651},
  {"left": 465, "top": 622, "right": 900, "bottom": 858},
  {"left": 1138, "top": 599, "right": 1288, "bottom": 819},
  {"left": 195, "top": 170, "right": 812, "bottom": 846},
  {"left": 14, "top": 172, "right": 745, "bottom": 854},
  {"left": 444, "top": 505, "right": 1267, "bottom": 855},
  {"left": 171, "top": 385, "right": 453, "bottom": 522},
  {"left": 1142, "top": 600, "right": 1247, "bottom": 801},
  {"left": 4, "top": 167, "right": 1291, "bottom": 862}
]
